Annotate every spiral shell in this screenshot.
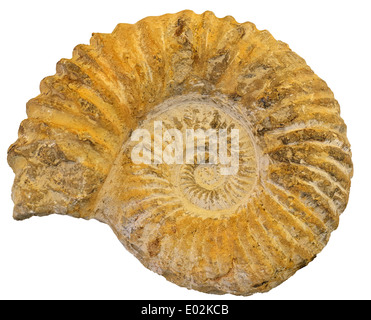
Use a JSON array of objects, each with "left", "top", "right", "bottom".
[{"left": 8, "top": 10, "right": 353, "bottom": 295}]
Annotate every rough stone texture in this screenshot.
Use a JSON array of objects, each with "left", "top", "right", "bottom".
[{"left": 8, "top": 10, "right": 353, "bottom": 295}]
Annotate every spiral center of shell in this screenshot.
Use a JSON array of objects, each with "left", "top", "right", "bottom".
[
  {"left": 122, "top": 95, "right": 259, "bottom": 215},
  {"left": 194, "top": 164, "right": 224, "bottom": 190}
]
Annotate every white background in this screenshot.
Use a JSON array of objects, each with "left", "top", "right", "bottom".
[{"left": 1, "top": 0, "right": 370, "bottom": 300}]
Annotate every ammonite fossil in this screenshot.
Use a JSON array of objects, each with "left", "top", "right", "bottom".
[{"left": 7, "top": 10, "right": 353, "bottom": 296}]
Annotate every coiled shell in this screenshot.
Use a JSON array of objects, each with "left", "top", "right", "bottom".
[{"left": 8, "top": 10, "right": 353, "bottom": 296}]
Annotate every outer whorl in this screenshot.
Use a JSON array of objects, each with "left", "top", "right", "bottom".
[{"left": 8, "top": 10, "right": 353, "bottom": 296}]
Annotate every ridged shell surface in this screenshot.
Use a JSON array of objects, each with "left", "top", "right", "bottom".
[{"left": 8, "top": 10, "right": 353, "bottom": 296}]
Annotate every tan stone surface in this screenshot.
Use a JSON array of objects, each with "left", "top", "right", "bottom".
[{"left": 8, "top": 10, "right": 353, "bottom": 295}]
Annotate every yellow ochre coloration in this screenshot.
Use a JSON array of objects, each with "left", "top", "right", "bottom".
[{"left": 7, "top": 10, "right": 353, "bottom": 296}]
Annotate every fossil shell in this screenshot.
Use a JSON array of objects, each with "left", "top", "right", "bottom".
[{"left": 8, "top": 10, "right": 353, "bottom": 296}]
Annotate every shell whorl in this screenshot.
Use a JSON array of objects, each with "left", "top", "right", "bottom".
[{"left": 8, "top": 10, "right": 353, "bottom": 296}]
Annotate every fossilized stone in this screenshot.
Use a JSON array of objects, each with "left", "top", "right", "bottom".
[{"left": 8, "top": 10, "right": 353, "bottom": 296}]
